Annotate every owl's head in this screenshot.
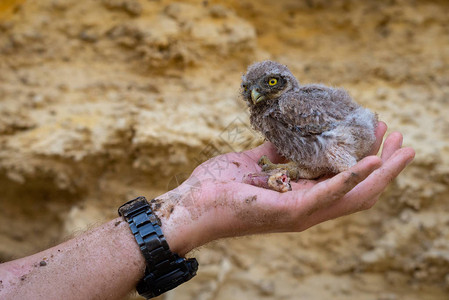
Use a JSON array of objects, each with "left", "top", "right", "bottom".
[{"left": 241, "top": 60, "right": 299, "bottom": 106}]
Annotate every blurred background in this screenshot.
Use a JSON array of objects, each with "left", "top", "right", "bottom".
[{"left": 1, "top": 0, "right": 448, "bottom": 299}]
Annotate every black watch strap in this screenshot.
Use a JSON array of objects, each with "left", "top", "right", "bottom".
[{"left": 118, "top": 196, "right": 198, "bottom": 299}]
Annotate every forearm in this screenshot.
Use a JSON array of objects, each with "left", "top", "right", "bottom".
[
  {"left": 0, "top": 186, "right": 212, "bottom": 300},
  {"left": 0, "top": 218, "right": 146, "bottom": 300},
  {"left": 151, "top": 185, "right": 214, "bottom": 257}
]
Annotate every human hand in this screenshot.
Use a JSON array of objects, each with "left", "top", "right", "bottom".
[{"left": 154, "top": 122, "right": 415, "bottom": 256}]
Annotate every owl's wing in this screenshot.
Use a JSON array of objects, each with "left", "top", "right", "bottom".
[{"left": 275, "top": 84, "right": 351, "bottom": 136}]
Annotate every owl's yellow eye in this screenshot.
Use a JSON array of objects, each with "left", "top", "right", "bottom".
[
  {"left": 268, "top": 78, "right": 278, "bottom": 86},
  {"left": 242, "top": 85, "right": 248, "bottom": 92}
]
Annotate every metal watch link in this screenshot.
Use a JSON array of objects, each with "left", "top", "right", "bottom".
[{"left": 118, "top": 196, "right": 198, "bottom": 299}]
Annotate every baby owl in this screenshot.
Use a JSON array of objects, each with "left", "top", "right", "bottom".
[{"left": 241, "top": 60, "right": 378, "bottom": 180}]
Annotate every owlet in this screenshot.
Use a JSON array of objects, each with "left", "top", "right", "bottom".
[{"left": 241, "top": 60, "right": 378, "bottom": 180}]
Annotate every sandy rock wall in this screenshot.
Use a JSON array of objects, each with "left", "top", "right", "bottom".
[{"left": 1, "top": 0, "right": 448, "bottom": 299}]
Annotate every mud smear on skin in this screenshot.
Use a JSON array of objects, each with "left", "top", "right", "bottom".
[
  {"left": 245, "top": 195, "right": 257, "bottom": 204},
  {"left": 12, "top": 255, "right": 51, "bottom": 289},
  {"left": 201, "top": 189, "right": 287, "bottom": 236},
  {"left": 151, "top": 192, "right": 189, "bottom": 220},
  {"left": 345, "top": 172, "right": 360, "bottom": 185},
  {"left": 236, "top": 195, "right": 285, "bottom": 234}
]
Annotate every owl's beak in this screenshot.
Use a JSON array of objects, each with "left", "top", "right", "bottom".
[{"left": 251, "top": 88, "right": 265, "bottom": 104}]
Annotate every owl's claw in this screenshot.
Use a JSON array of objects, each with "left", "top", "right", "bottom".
[
  {"left": 258, "top": 155, "right": 291, "bottom": 175},
  {"left": 258, "top": 155, "right": 272, "bottom": 169},
  {"left": 257, "top": 155, "right": 310, "bottom": 181}
]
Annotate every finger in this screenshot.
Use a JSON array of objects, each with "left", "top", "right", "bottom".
[
  {"left": 294, "top": 156, "right": 382, "bottom": 217},
  {"left": 369, "top": 121, "right": 387, "bottom": 155},
  {"left": 318, "top": 147, "right": 415, "bottom": 218},
  {"left": 302, "top": 147, "right": 414, "bottom": 230},
  {"left": 243, "top": 141, "right": 286, "bottom": 163},
  {"left": 345, "top": 147, "right": 415, "bottom": 206},
  {"left": 381, "top": 132, "right": 403, "bottom": 161}
]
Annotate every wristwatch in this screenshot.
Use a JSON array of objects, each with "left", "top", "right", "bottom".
[{"left": 118, "top": 196, "right": 198, "bottom": 299}]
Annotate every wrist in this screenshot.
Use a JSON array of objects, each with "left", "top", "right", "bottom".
[
  {"left": 119, "top": 197, "right": 199, "bottom": 298},
  {"left": 150, "top": 180, "right": 213, "bottom": 256}
]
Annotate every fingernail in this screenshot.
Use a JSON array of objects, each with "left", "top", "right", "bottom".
[{"left": 405, "top": 157, "right": 414, "bottom": 165}]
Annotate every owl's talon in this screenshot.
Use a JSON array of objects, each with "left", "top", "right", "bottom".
[
  {"left": 261, "top": 164, "right": 274, "bottom": 172},
  {"left": 257, "top": 155, "right": 306, "bottom": 181},
  {"left": 259, "top": 156, "right": 281, "bottom": 172},
  {"left": 258, "top": 155, "right": 271, "bottom": 167}
]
